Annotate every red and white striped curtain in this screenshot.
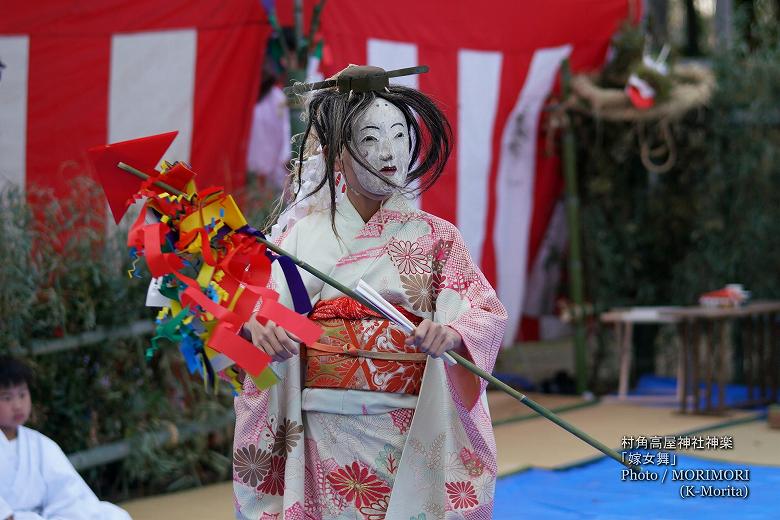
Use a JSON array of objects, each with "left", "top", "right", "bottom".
[
  {"left": 0, "top": 0, "right": 269, "bottom": 196},
  {"left": 2, "top": 0, "right": 635, "bottom": 345},
  {"left": 306, "top": 0, "right": 636, "bottom": 343}
]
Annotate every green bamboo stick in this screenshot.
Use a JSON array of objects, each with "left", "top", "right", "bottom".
[
  {"left": 116, "top": 161, "right": 640, "bottom": 473},
  {"left": 446, "top": 350, "right": 634, "bottom": 472},
  {"left": 560, "top": 59, "right": 589, "bottom": 394}
]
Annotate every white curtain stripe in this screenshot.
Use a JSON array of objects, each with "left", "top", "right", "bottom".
[
  {"left": 0, "top": 36, "right": 30, "bottom": 190},
  {"left": 457, "top": 49, "right": 502, "bottom": 264},
  {"left": 494, "top": 45, "right": 572, "bottom": 345},
  {"left": 109, "top": 29, "right": 197, "bottom": 166}
]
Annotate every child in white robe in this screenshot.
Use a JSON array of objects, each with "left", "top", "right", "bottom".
[{"left": 0, "top": 356, "right": 132, "bottom": 520}]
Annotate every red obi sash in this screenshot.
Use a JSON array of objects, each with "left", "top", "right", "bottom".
[{"left": 305, "top": 297, "right": 426, "bottom": 395}]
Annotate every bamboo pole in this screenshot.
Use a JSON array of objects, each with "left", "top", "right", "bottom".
[
  {"left": 560, "top": 59, "right": 589, "bottom": 395},
  {"left": 116, "top": 162, "right": 639, "bottom": 473},
  {"left": 20, "top": 320, "right": 154, "bottom": 357},
  {"left": 69, "top": 411, "right": 235, "bottom": 471}
]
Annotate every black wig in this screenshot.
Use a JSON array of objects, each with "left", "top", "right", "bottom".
[{"left": 269, "top": 84, "right": 452, "bottom": 234}]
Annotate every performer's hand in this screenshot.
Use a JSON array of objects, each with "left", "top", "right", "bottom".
[
  {"left": 234, "top": 367, "right": 247, "bottom": 384},
  {"left": 405, "top": 319, "right": 464, "bottom": 358},
  {"left": 245, "top": 313, "right": 300, "bottom": 362}
]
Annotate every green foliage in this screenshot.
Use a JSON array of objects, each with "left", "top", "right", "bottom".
[
  {"left": 672, "top": 33, "right": 780, "bottom": 302},
  {"left": 574, "top": 28, "right": 780, "bottom": 311},
  {"left": 600, "top": 23, "right": 674, "bottom": 103},
  {"left": 0, "top": 176, "right": 277, "bottom": 500},
  {"left": 600, "top": 23, "right": 646, "bottom": 88},
  {"left": 574, "top": 108, "right": 708, "bottom": 307},
  {"left": 0, "top": 185, "right": 37, "bottom": 348}
]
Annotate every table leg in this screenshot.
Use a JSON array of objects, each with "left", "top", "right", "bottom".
[
  {"left": 761, "top": 315, "right": 770, "bottom": 401},
  {"left": 706, "top": 320, "right": 715, "bottom": 412},
  {"left": 691, "top": 320, "right": 701, "bottom": 413},
  {"left": 618, "top": 322, "right": 633, "bottom": 399},
  {"left": 678, "top": 321, "right": 689, "bottom": 413},
  {"left": 745, "top": 317, "right": 754, "bottom": 401},
  {"left": 772, "top": 314, "right": 779, "bottom": 402},
  {"left": 718, "top": 319, "right": 729, "bottom": 412}
]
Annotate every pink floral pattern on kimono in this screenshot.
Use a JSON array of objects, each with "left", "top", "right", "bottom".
[{"left": 233, "top": 194, "right": 506, "bottom": 519}]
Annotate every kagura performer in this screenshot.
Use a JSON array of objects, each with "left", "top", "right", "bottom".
[{"left": 234, "top": 65, "right": 507, "bottom": 519}]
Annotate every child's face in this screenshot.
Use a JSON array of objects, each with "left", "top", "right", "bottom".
[{"left": 0, "top": 383, "right": 31, "bottom": 434}]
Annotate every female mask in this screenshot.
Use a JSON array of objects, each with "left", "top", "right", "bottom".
[{"left": 342, "top": 100, "right": 411, "bottom": 199}]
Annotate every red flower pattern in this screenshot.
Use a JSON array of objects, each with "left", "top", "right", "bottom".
[
  {"left": 359, "top": 497, "right": 389, "bottom": 520},
  {"left": 446, "top": 481, "right": 479, "bottom": 509},
  {"left": 258, "top": 455, "right": 286, "bottom": 495},
  {"left": 327, "top": 462, "right": 391, "bottom": 508},
  {"left": 389, "top": 409, "right": 414, "bottom": 434},
  {"left": 378, "top": 361, "right": 425, "bottom": 394}
]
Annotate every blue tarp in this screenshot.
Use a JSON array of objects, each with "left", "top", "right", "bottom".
[
  {"left": 629, "top": 375, "right": 780, "bottom": 410},
  {"left": 495, "top": 453, "right": 777, "bottom": 519}
]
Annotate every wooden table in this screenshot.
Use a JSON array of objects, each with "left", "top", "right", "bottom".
[
  {"left": 600, "top": 307, "right": 682, "bottom": 400},
  {"left": 660, "top": 301, "right": 780, "bottom": 414}
]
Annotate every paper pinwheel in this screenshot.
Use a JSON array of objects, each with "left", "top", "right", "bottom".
[{"left": 88, "top": 132, "right": 321, "bottom": 393}]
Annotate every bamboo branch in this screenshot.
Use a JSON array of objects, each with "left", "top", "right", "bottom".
[{"left": 307, "top": 0, "right": 328, "bottom": 52}]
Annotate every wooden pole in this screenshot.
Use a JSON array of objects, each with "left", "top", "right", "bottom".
[{"left": 560, "top": 59, "right": 589, "bottom": 394}]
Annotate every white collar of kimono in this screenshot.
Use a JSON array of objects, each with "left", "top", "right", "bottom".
[{"left": 339, "top": 191, "right": 414, "bottom": 225}]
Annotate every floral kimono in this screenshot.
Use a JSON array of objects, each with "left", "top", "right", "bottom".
[{"left": 233, "top": 193, "right": 507, "bottom": 520}]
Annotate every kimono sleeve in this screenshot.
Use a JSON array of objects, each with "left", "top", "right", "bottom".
[{"left": 432, "top": 224, "right": 507, "bottom": 409}]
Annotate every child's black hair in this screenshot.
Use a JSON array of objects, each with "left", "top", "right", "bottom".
[{"left": 0, "top": 356, "right": 34, "bottom": 389}]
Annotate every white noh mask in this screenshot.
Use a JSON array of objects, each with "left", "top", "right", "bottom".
[{"left": 348, "top": 100, "right": 411, "bottom": 196}]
